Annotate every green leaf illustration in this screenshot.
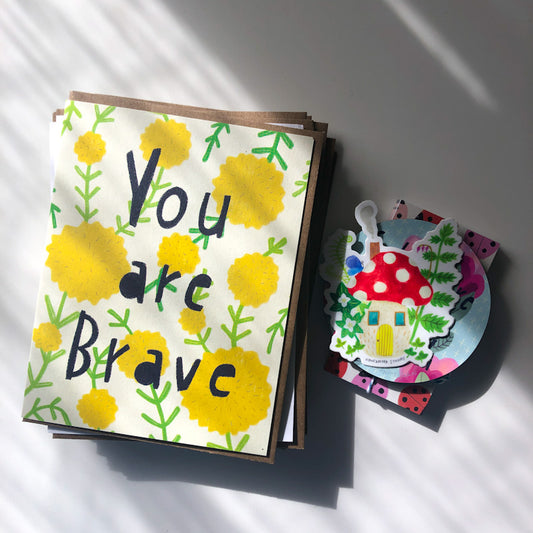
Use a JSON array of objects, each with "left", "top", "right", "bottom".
[
  {"left": 438, "top": 252, "right": 458, "bottom": 264},
  {"left": 430, "top": 332, "right": 454, "bottom": 351},
  {"left": 431, "top": 291, "right": 454, "bottom": 308},
  {"left": 432, "top": 271, "right": 457, "bottom": 284},
  {"left": 407, "top": 308, "right": 417, "bottom": 326},
  {"left": 415, "top": 350, "right": 430, "bottom": 361},
  {"left": 419, "top": 314, "right": 449, "bottom": 333}
]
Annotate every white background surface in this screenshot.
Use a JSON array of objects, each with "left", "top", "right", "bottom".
[{"left": 2, "top": 1, "right": 532, "bottom": 532}]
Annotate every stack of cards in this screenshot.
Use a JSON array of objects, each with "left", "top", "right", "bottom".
[{"left": 22, "top": 92, "right": 335, "bottom": 463}]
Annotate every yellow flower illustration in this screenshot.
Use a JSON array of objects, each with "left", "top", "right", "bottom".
[
  {"left": 227, "top": 253, "right": 279, "bottom": 307},
  {"left": 180, "top": 347, "right": 271, "bottom": 435},
  {"left": 117, "top": 330, "right": 170, "bottom": 380},
  {"left": 74, "top": 131, "right": 106, "bottom": 165},
  {"left": 46, "top": 221, "right": 130, "bottom": 305},
  {"left": 140, "top": 118, "right": 191, "bottom": 169},
  {"left": 32, "top": 322, "right": 62, "bottom": 352},
  {"left": 212, "top": 154, "right": 285, "bottom": 229},
  {"left": 179, "top": 308, "right": 206, "bottom": 335},
  {"left": 157, "top": 233, "right": 200, "bottom": 275},
  {"left": 76, "top": 388, "right": 118, "bottom": 430}
]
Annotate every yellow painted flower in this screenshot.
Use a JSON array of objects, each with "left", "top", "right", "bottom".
[
  {"left": 117, "top": 330, "right": 170, "bottom": 380},
  {"left": 74, "top": 131, "right": 106, "bottom": 165},
  {"left": 46, "top": 221, "right": 130, "bottom": 305},
  {"left": 157, "top": 233, "right": 200, "bottom": 275},
  {"left": 140, "top": 118, "right": 191, "bottom": 169},
  {"left": 179, "top": 308, "right": 206, "bottom": 335},
  {"left": 212, "top": 154, "right": 285, "bottom": 229},
  {"left": 76, "top": 388, "right": 118, "bottom": 430},
  {"left": 227, "top": 252, "right": 279, "bottom": 307},
  {"left": 180, "top": 347, "right": 271, "bottom": 435},
  {"left": 32, "top": 322, "right": 62, "bottom": 352}
]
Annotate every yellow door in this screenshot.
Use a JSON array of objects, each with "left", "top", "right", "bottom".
[{"left": 376, "top": 324, "right": 393, "bottom": 356}]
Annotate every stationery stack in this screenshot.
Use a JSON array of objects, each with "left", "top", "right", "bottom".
[{"left": 22, "top": 92, "right": 336, "bottom": 463}]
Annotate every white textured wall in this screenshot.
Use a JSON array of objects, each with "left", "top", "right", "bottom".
[{"left": 2, "top": 1, "right": 531, "bottom": 532}]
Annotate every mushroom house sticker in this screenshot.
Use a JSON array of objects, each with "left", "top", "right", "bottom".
[{"left": 320, "top": 201, "right": 463, "bottom": 368}]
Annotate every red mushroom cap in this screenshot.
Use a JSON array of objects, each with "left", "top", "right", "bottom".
[{"left": 348, "top": 251, "right": 433, "bottom": 306}]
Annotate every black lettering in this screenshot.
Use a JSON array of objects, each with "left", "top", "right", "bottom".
[
  {"left": 184, "top": 273, "right": 212, "bottom": 311},
  {"left": 104, "top": 338, "right": 130, "bottom": 382},
  {"left": 175, "top": 357, "right": 201, "bottom": 391},
  {"left": 127, "top": 148, "right": 161, "bottom": 227},
  {"left": 155, "top": 265, "right": 182, "bottom": 303},
  {"left": 209, "top": 363, "right": 235, "bottom": 397},
  {"left": 66, "top": 311, "right": 98, "bottom": 379},
  {"left": 134, "top": 349, "right": 163, "bottom": 389},
  {"left": 119, "top": 261, "right": 146, "bottom": 303},
  {"left": 198, "top": 193, "right": 231, "bottom": 238},
  {"left": 156, "top": 186, "right": 188, "bottom": 229}
]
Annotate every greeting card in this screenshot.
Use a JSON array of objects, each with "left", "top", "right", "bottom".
[{"left": 22, "top": 92, "right": 331, "bottom": 462}]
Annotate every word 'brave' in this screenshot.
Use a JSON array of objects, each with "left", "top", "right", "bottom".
[
  {"left": 66, "top": 311, "right": 235, "bottom": 396},
  {"left": 128, "top": 147, "right": 231, "bottom": 231}
]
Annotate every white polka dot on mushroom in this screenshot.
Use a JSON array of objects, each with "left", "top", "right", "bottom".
[
  {"left": 373, "top": 281, "right": 387, "bottom": 293},
  {"left": 354, "top": 290, "right": 368, "bottom": 301},
  {"left": 396, "top": 268, "right": 409, "bottom": 282},
  {"left": 363, "top": 261, "right": 375, "bottom": 273},
  {"left": 419, "top": 286, "right": 432, "bottom": 299},
  {"left": 383, "top": 253, "right": 396, "bottom": 264},
  {"left": 402, "top": 297, "right": 415, "bottom": 306}
]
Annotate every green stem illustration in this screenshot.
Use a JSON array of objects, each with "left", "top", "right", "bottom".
[
  {"left": 293, "top": 161, "right": 310, "bottom": 197},
  {"left": 184, "top": 329, "right": 212, "bottom": 353},
  {"left": 74, "top": 164, "right": 102, "bottom": 221},
  {"left": 263, "top": 236, "right": 287, "bottom": 257},
  {"left": 266, "top": 308, "right": 288, "bottom": 354},
  {"left": 25, "top": 349, "right": 66, "bottom": 396},
  {"left": 61, "top": 101, "right": 82, "bottom": 135},
  {"left": 207, "top": 432, "right": 250, "bottom": 452},
  {"left": 86, "top": 346, "right": 109, "bottom": 390},
  {"left": 202, "top": 122, "right": 230, "bottom": 162},
  {"left": 26, "top": 293, "right": 78, "bottom": 396},
  {"left": 92, "top": 105, "right": 115, "bottom": 133},
  {"left": 221, "top": 304, "right": 254, "bottom": 348},
  {"left": 45, "top": 292, "right": 79, "bottom": 328},
  {"left": 107, "top": 308, "right": 133, "bottom": 335},
  {"left": 136, "top": 382, "right": 180, "bottom": 442},
  {"left": 252, "top": 130, "right": 294, "bottom": 170},
  {"left": 24, "top": 397, "right": 71, "bottom": 425}
]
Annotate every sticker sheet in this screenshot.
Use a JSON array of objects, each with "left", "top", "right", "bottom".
[{"left": 23, "top": 95, "right": 322, "bottom": 461}]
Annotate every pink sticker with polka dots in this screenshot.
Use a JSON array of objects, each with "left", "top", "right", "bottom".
[{"left": 320, "top": 201, "right": 463, "bottom": 368}]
